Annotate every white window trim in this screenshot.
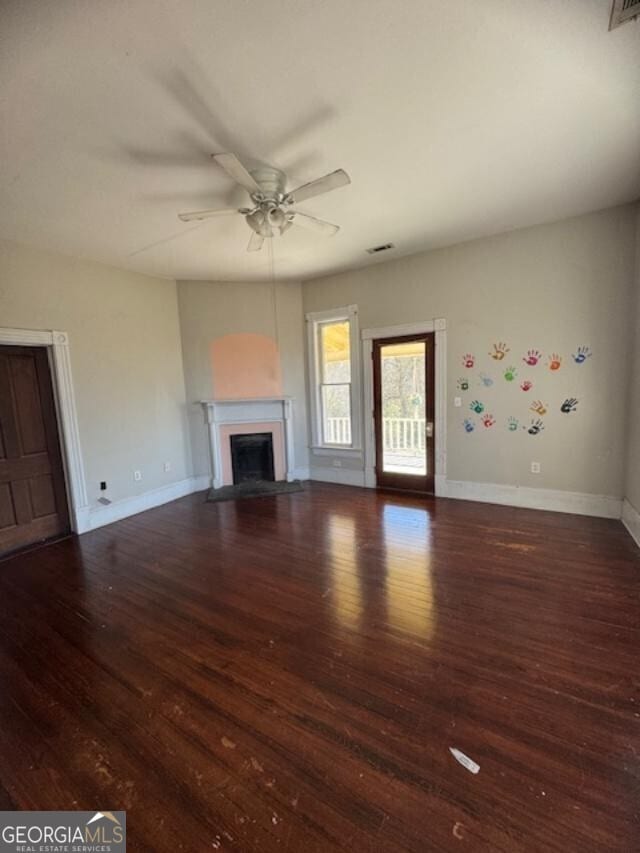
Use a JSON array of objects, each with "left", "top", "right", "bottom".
[
  {"left": 306, "top": 304, "right": 362, "bottom": 452},
  {"left": 0, "top": 327, "right": 89, "bottom": 533},
  {"left": 361, "top": 318, "right": 447, "bottom": 493}
]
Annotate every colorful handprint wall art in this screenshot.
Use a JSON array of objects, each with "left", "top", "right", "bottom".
[
  {"left": 572, "top": 346, "right": 591, "bottom": 364},
  {"left": 457, "top": 342, "right": 590, "bottom": 435},
  {"left": 522, "top": 349, "right": 542, "bottom": 366},
  {"left": 561, "top": 398, "right": 579, "bottom": 413},
  {"left": 489, "top": 342, "right": 509, "bottom": 361}
]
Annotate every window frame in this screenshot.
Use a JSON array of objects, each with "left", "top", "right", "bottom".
[{"left": 306, "top": 305, "right": 361, "bottom": 451}]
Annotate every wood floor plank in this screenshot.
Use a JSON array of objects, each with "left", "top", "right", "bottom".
[{"left": 0, "top": 483, "right": 638, "bottom": 851}]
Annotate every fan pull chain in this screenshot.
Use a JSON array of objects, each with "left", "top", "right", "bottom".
[{"left": 267, "top": 234, "right": 280, "bottom": 351}]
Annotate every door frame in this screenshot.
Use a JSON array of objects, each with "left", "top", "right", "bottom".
[
  {"left": 373, "top": 332, "right": 435, "bottom": 493},
  {"left": 0, "top": 328, "right": 89, "bottom": 533},
  {"left": 362, "top": 319, "right": 447, "bottom": 494}
]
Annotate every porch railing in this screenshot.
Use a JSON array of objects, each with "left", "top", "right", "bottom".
[
  {"left": 325, "top": 417, "right": 425, "bottom": 451},
  {"left": 382, "top": 417, "right": 425, "bottom": 452},
  {"left": 325, "top": 416, "right": 351, "bottom": 445}
]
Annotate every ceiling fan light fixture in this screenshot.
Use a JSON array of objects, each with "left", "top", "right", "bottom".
[
  {"left": 280, "top": 215, "right": 294, "bottom": 235},
  {"left": 245, "top": 209, "right": 265, "bottom": 234},
  {"left": 267, "top": 207, "right": 286, "bottom": 229}
]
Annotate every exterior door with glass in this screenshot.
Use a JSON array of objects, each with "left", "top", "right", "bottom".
[{"left": 373, "top": 333, "right": 435, "bottom": 493}]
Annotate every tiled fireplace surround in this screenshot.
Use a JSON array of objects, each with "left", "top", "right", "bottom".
[{"left": 200, "top": 397, "right": 296, "bottom": 489}]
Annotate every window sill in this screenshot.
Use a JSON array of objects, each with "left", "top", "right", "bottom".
[{"left": 311, "top": 446, "right": 363, "bottom": 458}]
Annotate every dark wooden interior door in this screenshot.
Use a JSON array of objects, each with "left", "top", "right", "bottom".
[
  {"left": 0, "top": 346, "right": 70, "bottom": 557},
  {"left": 373, "top": 332, "right": 435, "bottom": 494}
]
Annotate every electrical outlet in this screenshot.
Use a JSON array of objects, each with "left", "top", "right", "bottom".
[
  {"left": 134, "top": 470, "right": 142, "bottom": 481},
  {"left": 100, "top": 481, "right": 107, "bottom": 491},
  {"left": 454, "top": 397, "right": 462, "bottom": 407},
  {"left": 163, "top": 461, "right": 171, "bottom": 472},
  {"left": 332, "top": 459, "right": 342, "bottom": 468},
  {"left": 531, "top": 462, "right": 541, "bottom": 474}
]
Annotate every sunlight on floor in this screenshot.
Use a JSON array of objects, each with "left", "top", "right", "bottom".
[
  {"left": 382, "top": 504, "right": 436, "bottom": 640},
  {"left": 326, "top": 513, "right": 362, "bottom": 631}
]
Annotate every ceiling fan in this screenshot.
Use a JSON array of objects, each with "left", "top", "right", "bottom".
[{"left": 177, "top": 153, "right": 351, "bottom": 252}]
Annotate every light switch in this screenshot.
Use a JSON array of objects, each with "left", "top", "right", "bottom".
[{"left": 454, "top": 397, "right": 462, "bottom": 407}]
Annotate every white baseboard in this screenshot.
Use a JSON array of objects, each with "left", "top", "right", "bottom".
[
  {"left": 437, "top": 478, "right": 622, "bottom": 519},
  {"left": 622, "top": 499, "right": 640, "bottom": 548},
  {"left": 77, "top": 476, "right": 209, "bottom": 533},
  {"left": 76, "top": 469, "right": 630, "bottom": 534},
  {"left": 310, "top": 467, "right": 366, "bottom": 487},
  {"left": 362, "top": 469, "right": 620, "bottom": 519},
  {"left": 191, "top": 474, "right": 212, "bottom": 491}
]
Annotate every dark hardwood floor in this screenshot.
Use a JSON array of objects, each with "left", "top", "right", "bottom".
[{"left": 0, "top": 483, "right": 639, "bottom": 852}]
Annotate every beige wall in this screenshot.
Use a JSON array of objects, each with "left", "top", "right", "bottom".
[
  {"left": 303, "top": 206, "right": 637, "bottom": 497},
  {"left": 177, "top": 279, "right": 309, "bottom": 479},
  {"left": 2, "top": 204, "right": 636, "bottom": 524},
  {"left": 625, "top": 206, "right": 640, "bottom": 512},
  {"left": 0, "top": 240, "right": 191, "bottom": 508}
]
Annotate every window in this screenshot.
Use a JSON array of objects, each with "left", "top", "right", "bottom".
[
  {"left": 307, "top": 305, "right": 361, "bottom": 450},
  {"left": 319, "top": 319, "right": 351, "bottom": 445}
]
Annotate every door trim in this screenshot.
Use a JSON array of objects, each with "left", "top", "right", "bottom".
[
  {"left": 0, "top": 328, "right": 89, "bottom": 532},
  {"left": 362, "top": 319, "right": 447, "bottom": 492}
]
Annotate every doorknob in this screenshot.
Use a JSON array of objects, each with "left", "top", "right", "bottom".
[{"left": 425, "top": 422, "right": 434, "bottom": 438}]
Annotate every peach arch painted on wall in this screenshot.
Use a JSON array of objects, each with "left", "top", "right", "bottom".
[{"left": 210, "top": 333, "right": 283, "bottom": 400}]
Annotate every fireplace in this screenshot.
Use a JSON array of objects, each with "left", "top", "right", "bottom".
[
  {"left": 230, "top": 433, "right": 275, "bottom": 484},
  {"left": 200, "top": 397, "right": 296, "bottom": 489}
]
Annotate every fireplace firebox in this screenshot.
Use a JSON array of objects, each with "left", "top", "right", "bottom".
[{"left": 230, "top": 433, "right": 275, "bottom": 484}]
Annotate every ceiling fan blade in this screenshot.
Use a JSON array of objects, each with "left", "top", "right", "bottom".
[
  {"left": 213, "top": 153, "right": 261, "bottom": 193},
  {"left": 177, "top": 207, "right": 242, "bottom": 222},
  {"left": 247, "top": 232, "right": 265, "bottom": 252},
  {"left": 287, "top": 168, "right": 350, "bottom": 204},
  {"left": 292, "top": 211, "right": 340, "bottom": 236}
]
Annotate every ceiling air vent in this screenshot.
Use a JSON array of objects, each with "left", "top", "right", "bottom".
[
  {"left": 610, "top": 0, "right": 640, "bottom": 29},
  {"left": 366, "top": 243, "right": 395, "bottom": 255}
]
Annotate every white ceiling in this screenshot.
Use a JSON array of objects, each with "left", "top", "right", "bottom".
[{"left": 1, "top": 0, "right": 639, "bottom": 282}]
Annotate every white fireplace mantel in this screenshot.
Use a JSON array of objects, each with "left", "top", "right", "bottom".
[{"left": 200, "top": 397, "right": 296, "bottom": 489}]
